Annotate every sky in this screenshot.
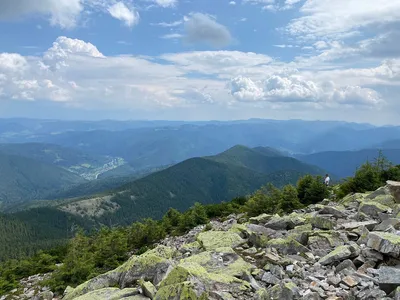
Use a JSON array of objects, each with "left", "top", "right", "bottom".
[{"left": 0, "top": 0, "right": 400, "bottom": 125}]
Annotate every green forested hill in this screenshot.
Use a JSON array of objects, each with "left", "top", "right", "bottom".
[
  {"left": 0, "top": 143, "right": 110, "bottom": 168},
  {"left": 208, "top": 145, "right": 324, "bottom": 175},
  {"left": 0, "top": 208, "right": 93, "bottom": 261},
  {"left": 94, "top": 145, "right": 324, "bottom": 225},
  {"left": 0, "top": 152, "right": 86, "bottom": 210}
]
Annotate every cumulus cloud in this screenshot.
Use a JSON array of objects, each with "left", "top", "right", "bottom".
[
  {"left": 0, "top": 0, "right": 141, "bottom": 28},
  {"left": 0, "top": 36, "right": 396, "bottom": 120},
  {"left": 229, "top": 74, "right": 383, "bottom": 106},
  {"left": 286, "top": 0, "right": 400, "bottom": 40},
  {"left": 108, "top": 2, "right": 139, "bottom": 27},
  {"left": 183, "top": 13, "right": 232, "bottom": 48},
  {"left": 0, "top": 36, "right": 226, "bottom": 110},
  {"left": 0, "top": 0, "right": 83, "bottom": 28}
]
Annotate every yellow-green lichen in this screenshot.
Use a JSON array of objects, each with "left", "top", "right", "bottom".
[
  {"left": 159, "top": 262, "right": 250, "bottom": 295},
  {"left": 369, "top": 195, "right": 395, "bottom": 207},
  {"left": 196, "top": 231, "right": 245, "bottom": 251},
  {"left": 154, "top": 281, "right": 208, "bottom": 300},
  {"left": 181, "top": 247, "right": 253, "bottom": 277},
  {"left": 180, "top": 241, "right": 202, "bottom": 252},
  {"left": 72, "top": 288, "right": 140, "bottom": 300}
]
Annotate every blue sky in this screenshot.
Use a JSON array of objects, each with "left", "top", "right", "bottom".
[{"left": 0, "top": 0, "right": 400, "bottom": 124}]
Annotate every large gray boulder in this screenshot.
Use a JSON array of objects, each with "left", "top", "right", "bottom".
[
  {"left": 387, "top": 181, "right": 400, "bottom": 203},
  {"left": 379, "top": 266, "right": 400, "bottom": 294},
  {"left": 367, "top": 232, "right": 400, "bottom": 257}
]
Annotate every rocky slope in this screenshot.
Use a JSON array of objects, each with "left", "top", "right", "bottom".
[{"left": 3, "top": 181, "right": 400, "bottom": 300}]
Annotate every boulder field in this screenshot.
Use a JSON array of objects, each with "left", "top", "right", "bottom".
[{"left": 4, "top": 181, "right": 400, "bottom": 300}]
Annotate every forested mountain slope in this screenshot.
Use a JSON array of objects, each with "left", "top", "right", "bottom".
[
  {"left": 0, "top": 152, "right": 86, "bottom": 210},
  {"left": 90, "top": 145, "right": 324, "bottom": 225}
]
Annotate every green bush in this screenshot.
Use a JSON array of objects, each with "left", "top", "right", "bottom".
[
  {"left": 337, "top": 151, "right": 400, "bottom": 198},
  {"left": 296, "top": 175, "right": 329, "bottom": 205},
  {"left": 244, "top": 183, "right": 282, "bottom": 217},
  {"left": 280, "top": 185, "right": 303, "bottom": 213}
]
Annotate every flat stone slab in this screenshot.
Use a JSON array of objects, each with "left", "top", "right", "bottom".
[{"left": 339, "top": 221, "right": 379, "bottom": 230}]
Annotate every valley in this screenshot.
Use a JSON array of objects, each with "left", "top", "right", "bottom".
[{"left": 0, "top": 118, "right": 399, "bottom": 290}]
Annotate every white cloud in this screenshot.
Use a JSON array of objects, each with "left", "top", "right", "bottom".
[
  {"left": 160, "top": 51, "right": 273, "bottom": 76},
  {"left": 359, "top": 31, "right": 400, "bottom": 58},
  {"left": 229, "top": 1, "right": 236, "bottom": 5},
  {"left": 0, "top": 0, "right": 141, "bottom": 28},
  {"left": 161, "top": 33, "right": 183, "bottom": 39},
  {"left": 183, "top": 13, "right": 232, "bottom": 48},
  {"left": 229, "top": 74, "right": 383, "bottom": 106},
  {"left": 153, "top": 0, "right": 177, "bottom": 7},
  {"left": 273, "top": 44, "right": 298, "bottom": 48},
  {"left": 108, "top": 2, "right": 139, "bottom": 27},
  {"left": 243, "top": 0, "right": 300, "bottom": 11},
  {"left": 151, "top": 20, "right": 183, "bottom": 27},
  {"left": 0, "top": 0, "right": 83, "bottom": 28},
  {"left": 286, "top": 0, "right": 400, "bottom": 40},
  {"left": 0, "top": 36, "right": 397, "bottom": 122}
]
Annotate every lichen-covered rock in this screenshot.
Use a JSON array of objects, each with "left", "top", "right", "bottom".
[
  {"left": 307, "top": 231, "right": 348, "bottom": 256},
  {"left": 157, "top": 261, "right": 250, "bottom": 298},
  {"left": 340, "top": 220, "right": 378, "bottom": 230},
  {"left": 180, "top": 247, "right": 254, "bottom": 278},
  {"left": 154, "top": 281, "right": 207, "bottom": 300},
  {"left": 256, "top": 282, "right": 300, "bottom": 300},
  {"left": 180, "top": 241, "right": 202, "bottom": 254},
  {"left": 374, "top": 218, "right": 400, "bottom": 231},
  {"left": 318, "top": 206, "right": 346, "bottom": 218},
  {"left": 38, "top": 290, "right": 54, "bottom": 300},
  {"left": 249, "top": 214, "right": 274, "bottom": 224},
  {"left": 72, "top": 288, "right": 145, "bottom": 300},
  {"left": 63, "top": 246, "right": 175, "bottom": 300},
  {"left": 266, "top": 237, "right": 310, "bottom": 255},
  {"left": 197, "top": 231, "right": 245, "bottom": 250},
  {"left": 318, "top": 244, "right": 360, "bottom": 265},
  {"left": 264, "top": 214, "right": 305, "bottom": 230},
  {"left": 387, "top": 180, "right": 400, "bottom": 203},
  {"left": 311, "top": 216, "right": 335, "bottom": 230},
  {"left": 358, "top": 201, "right": 391, "bottom": 219},
  {"left": 367, "top": 232, "right": 400, "bottom": 257},
  {"left": 140, "top": 280, "right": 157, "bottom": 299}
]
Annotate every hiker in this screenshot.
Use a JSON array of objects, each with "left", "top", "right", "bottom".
[{"left": 324, "top": 174, "right": 330, "bottom": 186}]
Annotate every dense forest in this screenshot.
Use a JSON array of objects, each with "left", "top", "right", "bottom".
[{"left": 1, "top": 153, "right": 399, "bottom": 296}]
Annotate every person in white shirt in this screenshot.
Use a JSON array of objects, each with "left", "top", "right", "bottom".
[{"left": 324, "top": 174, "right": 330, "bottom": 186}]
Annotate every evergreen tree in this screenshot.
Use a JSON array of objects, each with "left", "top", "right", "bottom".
[{"left": 280, "top": 185, "right": 303, "bottom": 213}]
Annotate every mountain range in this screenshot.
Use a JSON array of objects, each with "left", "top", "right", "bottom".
[
  {"left": 1, "top": 118, "right": 399, "bottom": 262},
  {"left": 298, "top": 149, "right": 400, "bottom": 178},
  {"left": 0, "top": 144, "right": 324, "bottom": 260}
]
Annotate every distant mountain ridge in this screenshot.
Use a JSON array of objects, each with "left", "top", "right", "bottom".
[
  {"left": 297, "top": 149, "right": 400, "bottom": 178},
  {"left": 60, "top": 145, "right": 325, "bottom": 226}
]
